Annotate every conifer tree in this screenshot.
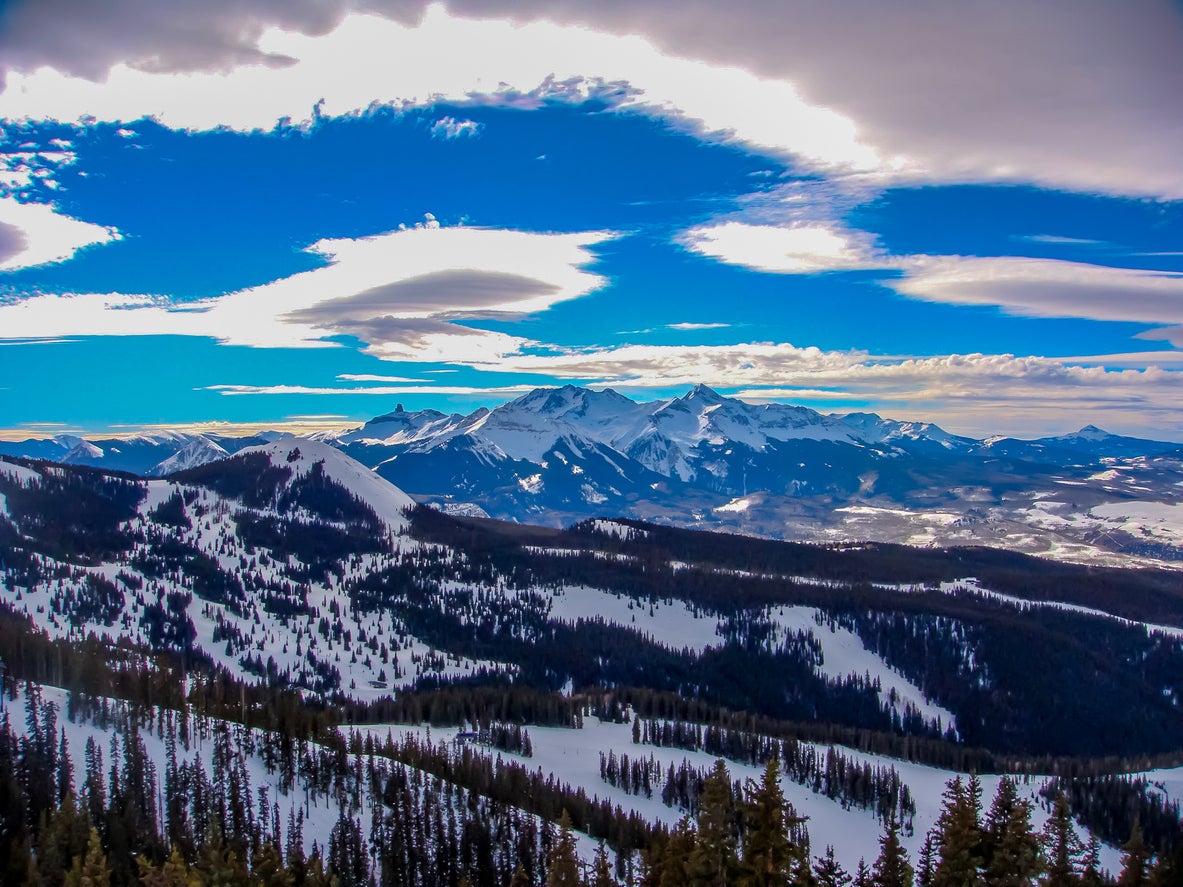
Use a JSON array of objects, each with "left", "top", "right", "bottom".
[
  {"left": 592, "top": 843, "right": 617, "bottom": 887},
  {"left": 692, "top": 760, "right": 740, "bottom": 887},
  {"left": 873, "top": 816, "right": 914, "bottom": 887},
  {"left": 983, "top": 779, "right": 1042, "bottom": 887},
  {"left": 659, "top": 816, "right": 697, "bottom": 887},
  {"left": 855, "top": 860, "right": 872, "bottom": 887},
  {"left": 1041, "top": 795, "right": 1081, "bottom": 887},
  {"left": 1118, "top": 821, "right": 1150, "bottom": 887},
  {"left": 65, "top": 827, "right": 111, "bottom": 887},
  {"left": 917, "top": 835, "right": 937, "bottom": 887},
  {"left": 742, "top": 758, "right": 795, "bottom": 887},
  {"left": 1078, "top": 837, "right": 1103, "bottom": 887},
  {"left": 932, "top": 777, "right": 983, "bottom": 887},
  {"left": 814, "top": 847, "right": 852, "bottom": 887},
  {"left": 547, "top": 811, "right": 583, "bottom": 887}
]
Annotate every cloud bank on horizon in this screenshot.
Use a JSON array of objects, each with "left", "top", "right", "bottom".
[{"left": 0, "top": 0, "right": 1181, "bottom": 440}]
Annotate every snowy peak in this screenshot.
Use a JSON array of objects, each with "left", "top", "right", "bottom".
[
  {"left": 150, "top": 437, "right": 228, "bottom": 476},
  {"left": 238, "top": 437, "right": 416, "bottom": 531}
]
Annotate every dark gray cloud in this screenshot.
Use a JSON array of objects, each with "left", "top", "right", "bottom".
[
  {"left": 0, "top": 221, "right": 28, "bottom": 265},
  {"left": 2, "top": 0, "right": 1180, "bottom": 196},
  {"left": 0, "top": 0, "right": 355, "bottom": 82},
  {"left": 287, "top": 269, "right": 557, "bottom": 320},
  {"left": 282, "top": 269, "right": 558, "bottom": 348}
]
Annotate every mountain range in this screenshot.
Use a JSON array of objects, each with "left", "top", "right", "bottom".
[{"left": 4, "top": 385, "right": 1182, "bottom": 565}]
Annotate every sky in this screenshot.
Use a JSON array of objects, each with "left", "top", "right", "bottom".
[{"left": 1, "top": 0, "right": 1182, "bottom": 441}]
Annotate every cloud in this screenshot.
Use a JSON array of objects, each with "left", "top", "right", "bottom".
[
  {"left": 1014, "top": 234, "right": 1105, "bottom": 246},
  {"left": 667, "top": 322, "right": 729, "bottom": 330},
  {"left": 682, "top": 222, "right": 883, "bottom": 273},
  {"left": 430, "top": 116, "right": 481, "bottom": 139},
  {"left": 0, "top": 197, "right": 120, "bottom": 270},
  {"left": 3, "top": 2, "right": 1181, "bottom": 198},
  {"left": 465, "top": 340, "right": 1183, "bottom": 438},
  {"left": 336, "top": 373, "right": 426, "bottom": 383},
  {"left": 889, "top": 255, "right": 1183, "bottom": 325},
  {"left": 206, "top": 383, "right": 536, "bottom": 396},
  {"left": 0, "top": 7, "right": 885, "bottom": 175},
  {"left": 685, "top": 225, "right": 1183, "bottom": 329},
  {"left": 0, "top": 223, "right": 614, "bottom": 361}
]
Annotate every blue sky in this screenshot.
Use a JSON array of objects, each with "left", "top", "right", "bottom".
[{"left": 1, "top": 1, "right": 1182, "bottom": 440}]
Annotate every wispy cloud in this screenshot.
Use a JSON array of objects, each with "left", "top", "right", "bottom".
[
  {"left": 667, "top": 322, "right": 730, "bottom": 330},
  {"left": 206, "top": 383, "right": 537, "bottom": 397}
]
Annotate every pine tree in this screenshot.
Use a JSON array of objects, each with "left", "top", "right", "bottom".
[
  {"left": 1041, "top": 795, "right": 1081, "bottom": 887},
  {"left": 932, "top": 777, "right": 983, "bottom": 887},
  {"left": 65, "top": 827, "right": 111, "bottom": 887},
  {"left": 815, "top": 847, "right": 852, "bottom": 887},
  {"left": 592, "top": 843, "right": 617, "bottom": 887},
  {"left": 659, "top": 816, "right": 697, "bottom": 887},
  {"left": 983, "top": 779, "right": 1042, "bottom": 887},
  {"left": 1118, "top": 821, "right": 1150, "bottom": 887},
  {"left": 1079, "top": 837, "right": 1103, "bottom": 887},
  {"left": 855, "top": 860, "right": 873, "bottom": 887},
  {"left": 547, "top": 811, "right": 583, "bottom": 887},
  {"left": 742, "top": 758, "right": 795, "bottom": 887},
  {"left": 138, "top": 848, "right": 203, "bottom": 887},
  {"left": 917, "top": 835, "right": 938, "bottom": 887},
  {"left": 691, "top": 760, "right": 740, "bottom": 887},
  {"left": 873, "top": 816, "right": 914, "bottom": 887}
]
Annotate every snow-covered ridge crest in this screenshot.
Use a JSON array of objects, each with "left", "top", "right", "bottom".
[{"left": 235, "top": 436, "right": 416, "bottom": 531}]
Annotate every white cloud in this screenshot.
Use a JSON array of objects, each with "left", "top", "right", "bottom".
[
  {"left": 0, "top": 223, "right": 614, "bottom": 361},
  {"left": 682, "top": 221, "right": 883, "bottom": 273},
  {"left": 0, "top": 196, "right": 119, "bottom": 269},
  {"left": 890, "top": 255, "right": 1183, "bottom": 325},
  {"left": 430, "top": 116, "right": 481, "bottom": 139},
  {"left": 667, "top": 322, "right": 729, "bottom": 330},
  {"left": 468, "top": 341, "right": 1183, "bottom": 438},
  {"left": 336, "top": 373, "right": 427, "bottom": 383},
  {"left": 0, "top": 7, "right": 887, "bottom": 176},
  {"left": 207, "top": 383, "right": 536, "bottom": 396}
]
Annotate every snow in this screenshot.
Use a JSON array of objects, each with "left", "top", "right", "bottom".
[
  {"left": 0, "top": 458, "right": 41, "bottom": 485},
  {"left": 238, "top": 437, "right": 415, "bottom": 532},
  {"left": 549, "top": 586, "right": 721, "bottom": 651},
  {"left": 938, "top": 579, "right": 1183, "bottom": 640},
  {"left": 771, "top": 606, "right": 957, "bottom": 733},
  {"left": 357, "top": 716, "right": 1123, "bottom": 877},
  {"left": 1088, "top": 500, "right": 1183, "bottom": 547},
  {"left": 589, "top": 519, "right": 647, "bottom": 541}
]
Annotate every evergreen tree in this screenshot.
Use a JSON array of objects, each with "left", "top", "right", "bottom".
[
  {"left": 592, "top": 843, "right": 617, "bottom": 887},
  {"left": 1079, "top": 838, "right": 1103, "bottom": 887},
  {"left": 65, "top": 827, "right": 111, "bottom": 887},
  {"left": 983, "top": 779, "right": 1042, "bottom": 887},
  {"left": 1041, "top": 795, "right": 1081, "bottom": 887},
  {"left": 932, "top": 777, "right": 983, "bottom": 887},
  {"left": 814, "top": 847, "right": 852, "bottom": 887},
  {"left": 1118, "top": 821, "right": 1150, "bottom": 887},
  {"left": 547, "top": 811, "right": 583, "bottom": 887},
  {"left": 691, "top": 760, "right": 739, "bottom": 887},
  {"left": 855, "top": 860, "right": 872, "bottom": 887},
  {"left": 917, "top": 835, "right": 937, "bottom": 887},
  {"left": 872, "top": 817, "right": 914, "bottom": 887},
  {"left": 741, "top": 758, "right": 795, "bottom": 887},
  {"left": 659, "top": 816, "right": 697, "bottom": 887},
  {"left": 137, "top": 848, "right": 202, "bottom": 887}
]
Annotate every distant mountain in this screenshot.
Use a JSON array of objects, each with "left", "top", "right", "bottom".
[
  {"left": 4, "top": 386, "right": 1181, "bottom": 565},
  {"left": 0, "top": 430, "right": 271, "bottom": 476}
]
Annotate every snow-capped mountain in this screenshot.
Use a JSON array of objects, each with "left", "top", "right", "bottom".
[
  {"left": 4, "top": 385, "right": 1181, "bottom": 565},
  {"left": 0, "top": 430, "right": 271, "bottom": 476}
]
